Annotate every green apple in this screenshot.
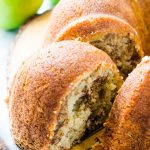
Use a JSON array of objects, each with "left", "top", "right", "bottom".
[
  {"left": 0, "top": 0, "right": 43, "bottom": 30},
  {"left": 50, "top": 0, "right": 59, "bottom": 7}
]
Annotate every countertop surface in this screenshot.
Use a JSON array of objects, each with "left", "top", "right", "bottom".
[{"left": 0, "top": 1, "right": 51, "bottom": 149}]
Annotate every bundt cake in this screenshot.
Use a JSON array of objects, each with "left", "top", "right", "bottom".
[
  {"left": 92, "top": 56, "right": 150, "bottom": 150},
  {"left": 44, "top": 0, "right": 146, "bottom": 77},
  {"left": 9, "top": 11, "right": 50, "bottom": 84},
  {"left": 8, "top": 41, "right": 122, "bottom": 150},
  {"left": 8, "top": 1, "right": 150, "bottom": 150}
]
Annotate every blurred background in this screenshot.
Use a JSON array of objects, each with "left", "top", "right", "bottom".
[{"left": 0, "top": 0, "right": 59, "bottom": 149}]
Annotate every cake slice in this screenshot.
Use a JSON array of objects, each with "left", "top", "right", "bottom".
[
  {"left": 8, "top": 41, "right": 122, "bottom": 150},
  {"left": 93, "top": 56, "right": 150, "bottom": 150}
]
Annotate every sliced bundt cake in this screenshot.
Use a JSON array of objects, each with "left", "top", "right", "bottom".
[
  {"left": 44, "top": 0, "right": 144, "bottom": 77},
  {"left": 9, "top": 41, "right": 122, "bottom": 150}
]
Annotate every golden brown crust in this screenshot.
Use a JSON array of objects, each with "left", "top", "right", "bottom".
[
  {"left": 93, "top": 56, "right": 150, "bottom": 150},
  {"left": 55, "top": 14, "right": 143, "bottom": 57},
  {"left": 9, "top": 41, "right": 118, "bottom": 150},
  {"left": 137, "top": 0, "right": 150, "bottom": 55},
  {"left": 129, "top": 0, "right": 148, "bottom": 54},
  {"left": 44, "top": 0, "right": 146, "bottom": 51},
  {"left": 55, "top": 14, "right": 138, "bottom": 41},
  {"left": 8, "top": 11, "right": 51, "bottom": 85}
]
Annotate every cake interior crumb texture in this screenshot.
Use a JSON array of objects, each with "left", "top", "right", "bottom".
[
  {"left": 51, "top": 65, "right": 120, "bottom": 150},
  {"left": 90, "top": 33, "right": 141, "bottom": 77}
]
